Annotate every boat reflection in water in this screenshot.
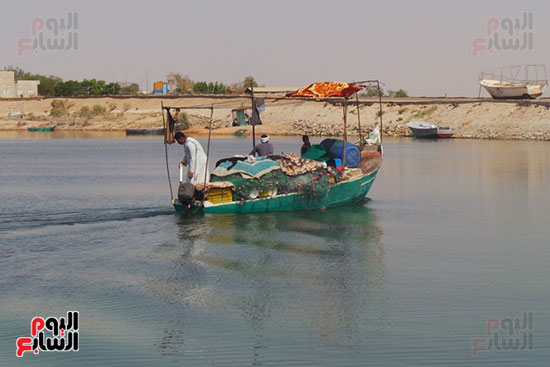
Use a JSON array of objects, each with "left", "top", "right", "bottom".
[{"left": 152, "top": 205, "right": 388, "bottom": 361}]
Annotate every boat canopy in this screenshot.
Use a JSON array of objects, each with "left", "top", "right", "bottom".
[{"left": 286, "top": 82, "right": 365, "bottom": 98}]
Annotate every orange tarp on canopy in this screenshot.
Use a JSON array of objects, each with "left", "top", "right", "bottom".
[{"left": 286, "top": 82, "right": 365, "bottom": 98}]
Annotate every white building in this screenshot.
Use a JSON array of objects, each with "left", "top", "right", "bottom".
[{"left": 0, "top": 71, "right": 40, "bottom": 98}]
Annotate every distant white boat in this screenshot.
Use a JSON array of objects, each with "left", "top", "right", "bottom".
[{"left": 479, "top": 65, "right": 547, "bottom": 99}]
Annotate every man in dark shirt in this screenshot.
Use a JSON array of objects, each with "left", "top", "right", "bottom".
[
  {"left": 301, "top": 135, "right": 311, "bottom": 156},
  {"left": 250, "top": 134, "right": 274, "bottom": 156}
]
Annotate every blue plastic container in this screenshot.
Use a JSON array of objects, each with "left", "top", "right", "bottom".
[{"left": 319, "top": 139, "right": 361, "bottom": 168}]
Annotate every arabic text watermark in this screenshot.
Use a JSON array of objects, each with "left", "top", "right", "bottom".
[
  {"left": 472, "top": 12, "right": 533, "bottom": 56},
  {"left": 17, "top": 12, "right": 78, "bottom": 56},
  {"left": 471, "top": 311, "right": 534, "bottom": 357}
]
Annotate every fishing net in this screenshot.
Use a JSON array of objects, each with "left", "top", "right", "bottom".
[{"left": 210, "top": 168, "right": 336, "bottom": 200}]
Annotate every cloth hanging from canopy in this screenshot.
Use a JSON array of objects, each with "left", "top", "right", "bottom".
[
  {"left": 286, "top": 82, "right": 365, "bottom": 98},
  {"left": 165, "top": 108, "right": 177, "bottom": 144},
  {"left": 250, "top": 98, "right": 264, "bottom": 125}
]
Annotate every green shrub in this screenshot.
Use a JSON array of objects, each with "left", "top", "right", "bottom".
[
  {"left": 78, "top": 106, "right": 91, "bottom": 118},
  {"left": 177, "top": 111, "right": 190, "bottom": 130},
  {"left": 398, "top": 108, "right": 407, "bottom": 114},
  {"left": 394, "top": 89, "right": 409, "bottom": 97},
  {"left": 50, "top": 99, "right": 69, "bottom": 117},
  {"left": 91, "top": 104, "right": 106, "bottom": 116},
  {"left": 407, "top": 106, "right": 437, "bottom": 121}
]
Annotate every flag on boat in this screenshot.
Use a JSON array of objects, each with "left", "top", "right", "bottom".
[{"left": 286, "top": 82, "right": 365, "bottom": 98}]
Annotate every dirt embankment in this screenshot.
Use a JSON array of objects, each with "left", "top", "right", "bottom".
[{"left": 1, "top": 96, "right": 550, "bottom": 140}]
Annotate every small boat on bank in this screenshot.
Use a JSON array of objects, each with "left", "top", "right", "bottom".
[
  {"left": 27, "top": 126, "right": 56, "bottom": 132},
  {"left": 406, "top": 121, "right": 438, "bottom": 138},
  {"left": 125, "top": 128, "right": 165, "bottom": 135},
  {"left": 479, "top": 65, "right": 548, "bottom": 99},
  {"left": 231, "top": 128, "right": 248, "bottom": 137},
  {"left": 406, "top": 121, "right": 455, "bottom": 139},
  {"left": 437, "top": 127, "right": 456, "bottom": 138}
]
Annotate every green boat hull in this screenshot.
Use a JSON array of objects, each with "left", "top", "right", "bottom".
[
  {"left": 27, "top": 126, "right": 56, "bottom": 132},
  {"left": 174, "top": 168, "right": 379, "bottom": 215}
]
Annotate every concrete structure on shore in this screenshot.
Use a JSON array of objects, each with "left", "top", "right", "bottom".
[{"left": 0, "top": 71, "right": 40, "bottom": 98}]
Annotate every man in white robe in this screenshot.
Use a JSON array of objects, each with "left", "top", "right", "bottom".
[{"left": 175, "top": 132, "right": 209, "bottom": 184}]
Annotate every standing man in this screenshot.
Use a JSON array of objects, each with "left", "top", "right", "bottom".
[
  {"left": 249, "top": 134, "right": 274, "bottom": 157},
  {"left": 175, "top": 132, "right": 209, "bottom": 184}
]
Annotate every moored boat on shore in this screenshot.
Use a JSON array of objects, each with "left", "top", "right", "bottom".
[
  {"left": 406, "top": 121, "right": 438, "bottom": 138},
  {"left": 407, "top": 121, "right": 455, "bottom": 139},
  {"left": 479, "top": 65, "right": 548, "bottom": 99},
  {"left": 125, "top": 128, "right": 165, "bottom": 135},
  {"left": 437, "top": 127, "right": 455, "bottom": 138},
  {"left": 27, "top": 126, "right": 56, "bottom": 132}
]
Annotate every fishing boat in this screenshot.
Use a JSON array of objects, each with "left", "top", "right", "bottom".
[
  {"left": 125, "top": 128, "right": 165, "bottom": 135},
  {"left": 161, "top": 81, "right": 384, "bottom": 215},
  {"left": 479, "top": 65, "right": 548, "bottom": 99},
  {"left": 231, "top": 128, "right": 248, "bottom": 137},
  {"left": 27, "top": 126, "right": 56, "bottom": 132},
  {"left": 406, "top": 121, "right": 438, "bottom": 138}
]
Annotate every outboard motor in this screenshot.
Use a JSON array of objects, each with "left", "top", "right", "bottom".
[
  {"left": 177, "top": 166, "right": 196, "bottom": 213},
  {"left": 178, "top": 182, "right": 195, "bottom": 205}
]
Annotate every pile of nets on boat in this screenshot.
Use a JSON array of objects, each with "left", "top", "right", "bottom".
[{"left": 210, "top": 154, "right": 340, "bottom": 200}]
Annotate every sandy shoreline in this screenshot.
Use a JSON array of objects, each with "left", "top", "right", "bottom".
[{"left": 2, "top": 96, "right": 550, "bottom": 141}]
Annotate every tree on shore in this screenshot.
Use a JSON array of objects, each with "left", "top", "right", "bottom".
[
  {"left": 387, "top": 89, "right": 409, "bottom": 97},
  {"left": 227, "top": 76, "right": 260, "bottom": 94},
  {"left": 243, "top": 76, "right": 258, "bottom": 89},
  {"left": 193, "top": 81, "right": 228, "bottom": 94},
  {"left": 362, "top": 85, "right": 409, "bottom": 97},
  {"left": 54, "top": 79, "right": 121, "bottom": 97},
  {"left": 362, "top": 84, "right": 384, "bottom": 97},
  {"left": 167, "top": 73, "right": 194, "bottom": 94},
  {"left": 119, "top": 83, "right": 140, "bottom": 95}
]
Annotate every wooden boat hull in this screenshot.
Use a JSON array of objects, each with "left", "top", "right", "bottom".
[
  {"left": 174, "top": 168, "right": 380, "bottom": 215},
  {"left": 125, "top": 128, "right": 165, "bottom": 135},
  {"left": 408, "top": 127, "right": 438, "bottom": 138},
  {"left": 479, "top": 80, "right": 546, "bottom": 99},
  {"left": 437, "top": 133, "right": 454, "bottom": 138},
  {"left": 27, "top": 126, "right": 56, "bottom": 132}
]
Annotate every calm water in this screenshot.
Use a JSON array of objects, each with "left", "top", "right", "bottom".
[{"left": 1, "top": 134, "right": 549, "bottom": 366}]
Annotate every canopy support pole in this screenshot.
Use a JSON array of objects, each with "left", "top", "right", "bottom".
[
  {"left": 342, "top": 98, "right": 348, "bottom": 167},
  {"left": 376, "top": 81, "right": 383, "bottom": 145},
  {"left": 355, "top": 93, "right": 362, "bottom": 148},
  {"left": 202, "top": 106, "right": 213, "bottom": 206},
  {"left": 250, "top": 82, "right": 256, "bottom": 149}
]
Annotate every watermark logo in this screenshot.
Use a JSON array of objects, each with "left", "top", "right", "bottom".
[
  {"left": 17, "top": 12, "right": 78, "bottom": 56},
  {"left": 471, "top": 311, "right": 534, "bottom": 357},
  {"left": 16, "top": 311, "right": 79, "bottom": 357},
  {"left": 472, "top": 12, "right": 533, "bottom": 56}
]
